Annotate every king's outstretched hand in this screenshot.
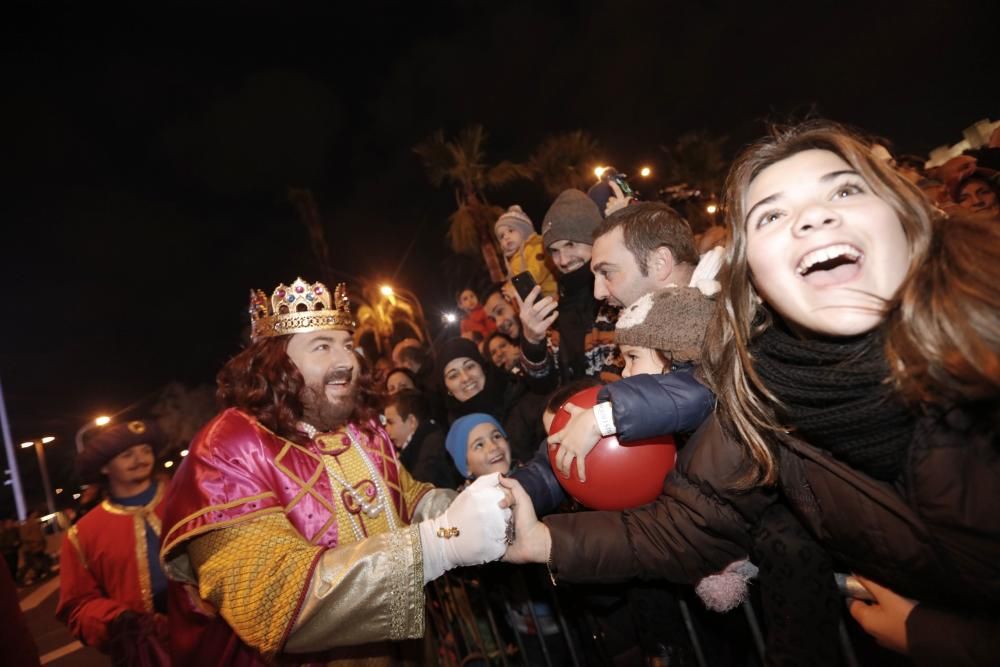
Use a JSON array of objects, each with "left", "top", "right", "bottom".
[
  {"left": 498, "top": 475, "right": 551, "bottom": 566},
  {"left": 419, "top": 472, "right": 514, "bottom": 582}
]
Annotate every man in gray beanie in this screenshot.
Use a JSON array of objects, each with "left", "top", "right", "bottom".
[{"left": 519, "top": 189, "right": 618, "bottom": 384}]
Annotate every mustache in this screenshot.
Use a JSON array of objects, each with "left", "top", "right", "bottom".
[{"left": 324, "top": 366, "right": 355, "bottom": 384}]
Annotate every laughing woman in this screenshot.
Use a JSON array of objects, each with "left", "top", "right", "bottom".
[{"left": 503, "top": 121, "right": 1000, "bottom": 665}]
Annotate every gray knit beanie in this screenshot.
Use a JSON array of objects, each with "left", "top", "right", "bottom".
[
  {"left": 615, "top": 287, "right": 716, "bottom": 363},
  {"left": 541, "top": 189, "right": 603, "bottom": 249},
  {"left": 494, "top": 205, "right": 535, "bottom": 242}
]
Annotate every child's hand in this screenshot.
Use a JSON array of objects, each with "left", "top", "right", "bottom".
[
  {"left": 547, "top": 403, "right": 602, "bottom": 482},
  {"left": 515, "top": 285, "right": 558, "bottom": 345}
]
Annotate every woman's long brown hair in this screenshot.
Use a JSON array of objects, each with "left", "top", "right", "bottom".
[
  {"left": 884, "top": 209, "right": 1000, "bottom": 405},
  {"left": 702, "top": 120, "right": 939, "bottom": 487}
]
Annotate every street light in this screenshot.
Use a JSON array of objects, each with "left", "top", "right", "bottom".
[
  {"left": 76, "top": 414, "right": 112, "bottom": 452},
  {"left": 379, "top": 285, "right": 394, "bottom": 297},
  {"left": 442, "top": 312, "right": 457, "bottom": 324},
  {"left": 21, "top": 436, "right": 57, "bottom": 515},
  {"left": 594, "top": 166, "right": 607, "bottom": 178},
  {"left": 706, "top": 204, "right": 718, "bottom": 214},
  {"left": 640, "top": 166, "right": 652, "bottom": 178}
]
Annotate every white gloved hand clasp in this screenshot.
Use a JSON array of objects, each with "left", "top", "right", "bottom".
[{"left": 419, "top": 472, "right": 512, "bottom": 582}]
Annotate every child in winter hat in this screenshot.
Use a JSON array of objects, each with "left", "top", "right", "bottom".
[
  {"left": 445, "top": 413, "right": 513, "bottom": 480},
  {"left": 553, "top": 284, "right": 759, "bottom": 611},
  {"left": 495, "top": 205, "right": 558, "bottom": 298},
  {"left": 614, "top": 286, "right": 716, "bottom": 373}
]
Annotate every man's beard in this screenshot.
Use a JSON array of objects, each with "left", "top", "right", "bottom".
[{"left": 300, "top": 367, "right": 358, "bottom": 432}]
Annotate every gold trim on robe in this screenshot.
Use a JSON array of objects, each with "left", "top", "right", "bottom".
[
  {"left": 186, "top": 512, "right": 425, "bottom": 660},
  {"left": 95, "top": 483, "right": 167, "bottom": 612},
  {"left": 188, "top": 513, "right": 323, "bottom": 660},
  {"left": 65, "top": 525, "right": 88, "bottom": 570}
]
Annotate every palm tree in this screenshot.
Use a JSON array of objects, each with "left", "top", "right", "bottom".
[
  {"left": 659, "top": 131, "right": 729, "bottom": 201},
  {"left": 353, "top": 284, "right": 428, "bottom": 359},
  {"left": 526, "top": 130, "right": 601, "bottom": 199},
  {"left": 413, "top": 125, "right": 531, "bottom": 282}
]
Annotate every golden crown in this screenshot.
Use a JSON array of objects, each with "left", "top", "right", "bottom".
[{"left": 249, "top": 277, "right": 356, "bottom": 341}]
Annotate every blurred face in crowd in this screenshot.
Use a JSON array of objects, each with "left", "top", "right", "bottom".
[
  {"left": 385, "top": 370, "right": 416, "bottom": 395},
  {"left": 488, "top": 336, "right": 520, "bottom": 371},
  {"left": 383, "top": 404, "right": 417, "bottom": 450},
  {"left": 457, "top": 289, "right": 479, "bottom": 313},
  {"left": 956, "top": 178, "right": 999, "bottom": 214},
  {"left": 592, "top": 227, "right": 660, "bottom": 307},
  {"left": 620, "top": 345, "right": 667, "bottom": 378},
  {"left": 391, "top": 338, "right": 421, "bottom": 368},
  {"left": 548, "top": 239, "right": 593, "bottom": 274},
  {"left": 443, "top": 357, "right": 486, "bottom": 402},
  {"left": 918, "top": 180, "right": 949, "bottom": 206},
  {"left": 484, "top": 292, "right": 521, "bottom": 339},
  {"left": 286, "top": 330, "right": 359, "bottom": 429},
  {"left": 465, "top": 422, "right": 512, "bottom": 478},
  {"left": 497, "top": 224, "right": 526, "bottom": 257},
  {"left": 745, "top": 149, "right": 910, "bottom": 338},
  {"left": 101, "top": 444, "right": 155, "bottom": 488}
]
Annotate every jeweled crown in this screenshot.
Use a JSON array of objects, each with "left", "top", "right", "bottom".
[{"left": 249, "top": 277, "right": 356, "bottom": 341}]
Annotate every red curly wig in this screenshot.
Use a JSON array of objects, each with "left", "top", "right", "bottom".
[{"left": 216, "top": 336, "right": 382, "bottom": 444}]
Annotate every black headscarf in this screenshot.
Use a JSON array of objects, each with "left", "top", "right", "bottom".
[{"left": 437, "top": 337, "right": 509, "bottom": 424}]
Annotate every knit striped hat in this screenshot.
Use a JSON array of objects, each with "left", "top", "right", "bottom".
[
  {"left": 494, "top": 205, "right": 535, "bottom": 242},
  {"left": 615, "top": 287, "right": 716, "bottom": 363}
]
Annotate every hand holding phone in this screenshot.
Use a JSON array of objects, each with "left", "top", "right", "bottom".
[{"left": 511, "top": 271, "right": 557, "bottom": 345}]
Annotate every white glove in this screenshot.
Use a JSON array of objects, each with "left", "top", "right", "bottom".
[{"left": 419, "top": 472, "right": 511, "bottom": 582}]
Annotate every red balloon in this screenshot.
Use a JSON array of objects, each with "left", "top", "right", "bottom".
[{"left": 548, "top": 385, "right": 676, "bottom": 511}]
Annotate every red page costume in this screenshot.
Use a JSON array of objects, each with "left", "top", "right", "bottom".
[{"left": 57, "top": 482, "right": 168, "bottom": 650}]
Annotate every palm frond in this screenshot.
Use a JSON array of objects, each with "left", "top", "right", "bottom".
[
  {"left": 413, "top": 129, "right": 454, "bottom": 187},
  {"left": 486, "top": 160, "right": 534, "bottom": 188},
  {"left": 528, "top": 130, "right": 600, "bottom": 198}
]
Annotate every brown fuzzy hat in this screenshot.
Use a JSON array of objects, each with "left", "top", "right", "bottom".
[
  {"left": 76, "top": 419, "right": 163, "bottom": 483},
  {"left": 614, "top": 287, "right": 716, "bottom": 363}
]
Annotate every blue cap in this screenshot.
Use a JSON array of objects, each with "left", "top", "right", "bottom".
[{"left": 445, "top": 413, "right": 506, "bottom": 479}]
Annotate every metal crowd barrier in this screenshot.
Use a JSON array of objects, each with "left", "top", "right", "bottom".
[{"left": 424, "top": 565, "right": 866, "bottom": 666}]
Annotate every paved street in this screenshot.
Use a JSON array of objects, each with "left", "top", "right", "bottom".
[{"left": 15, "top": 531, "right": 108, "bottom": 667}]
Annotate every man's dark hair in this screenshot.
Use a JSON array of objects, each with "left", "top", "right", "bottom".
[
  {"left": 593, "top": 201, "right": 698, "bottom": 274},
  {"left": 479, "top": 282, "right": 507, "bottom": 307},
  {"left": 483, "top": 331, "right": 517, "bottom": 359},
  {"left": 386, "top": 389, "right": 431, "bottom": 423},
  {"left": 544, "top": 377, "right": 603, "bottom": 415}
]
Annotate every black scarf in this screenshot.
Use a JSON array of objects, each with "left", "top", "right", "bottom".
[{"left": 751, "top": 324, "right": 914, "bottom": 481}]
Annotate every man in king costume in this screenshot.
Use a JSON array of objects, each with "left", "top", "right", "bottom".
[
  {"left": 160, "top": 278, "right": 512, "bottom": 665},
  {"left": 57, "top": 419, "right": 171, "bottom": 665}
]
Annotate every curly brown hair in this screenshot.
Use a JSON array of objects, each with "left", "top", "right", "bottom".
[{"left": 216, "top": 336, "right": 382, "bottom": 444}]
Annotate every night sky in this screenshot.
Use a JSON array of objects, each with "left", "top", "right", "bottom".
[{"left": 1, "top": 0, "right": 996, "bottom": 513}]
